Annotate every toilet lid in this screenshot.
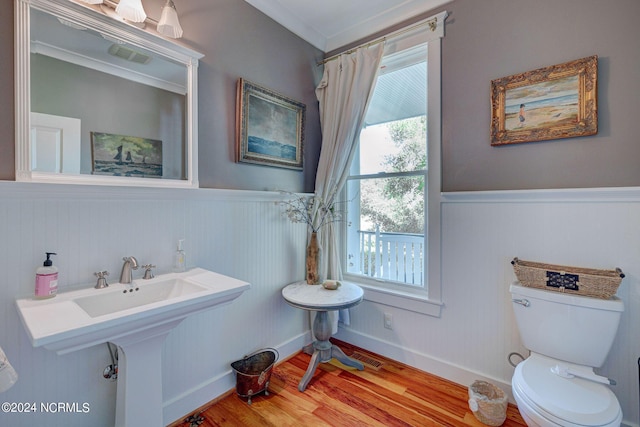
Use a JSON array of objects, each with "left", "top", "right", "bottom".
[{"left": 513, "top": 356, "right": 621, "bottom": 426}]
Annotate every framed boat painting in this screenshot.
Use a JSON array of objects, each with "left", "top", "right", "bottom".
[
  {"left": 236, "top": 78, "right": 306, "bottom": 170},
  {"left": 490, "top": 56, "right": 598, "bottom": 146},
  {"left": 91, "top": 132, "right": 163, "bottom": 178}
]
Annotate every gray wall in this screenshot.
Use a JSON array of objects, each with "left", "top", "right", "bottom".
[
  {"left": 1, "top": 0, "right": 323, "bottom": 192},
  {"left": 440, "top": 0, "right": 640, "bottom": 191},
  {"left": 326, "top": 0, "right": 640, "bottom": 192},
  {"left": 4, "top": 0, "right": 638, "bottom": 192},
  {"left": 0, "top": 3, "right": 14, "bottom": 179},
  {"left": 176, "top": 0, "right": 323, "bottom": 192},
  {"left": 4, "top": 0, "right": 640, "bottom": 192}
]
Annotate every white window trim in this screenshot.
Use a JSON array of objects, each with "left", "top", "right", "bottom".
[{"left": 342, "top": 11, "right": 447, "bottom": 318}]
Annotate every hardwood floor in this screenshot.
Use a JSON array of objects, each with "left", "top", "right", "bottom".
[{"left": 171, "top": 339, "right": 527, "bottom": 427}]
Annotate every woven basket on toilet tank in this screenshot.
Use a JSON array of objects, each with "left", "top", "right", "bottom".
[{"left": 511, "top": 257, "right": 624, "bottom": 299}]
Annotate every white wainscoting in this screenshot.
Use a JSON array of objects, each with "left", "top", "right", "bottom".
[
  {"left": 0, "top": 182, "right": 308, "bottom": 427},
  {"left": 2, "top": 183, "right": 638, "bottom": 426},
  {"left": 336, "top": 187, "right": 640, "bottom": 427}
]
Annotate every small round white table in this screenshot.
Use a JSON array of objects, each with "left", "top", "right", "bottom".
[{"left": 282, "top": 281, "right": 365, "bottom": 391}]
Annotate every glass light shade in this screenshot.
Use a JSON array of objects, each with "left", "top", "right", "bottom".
[
  {"left": 157, "top": 0, "right": 183, "bottom": 39},
  {"left": 115, "top": 0, "right": 147, "bottom": 23}
]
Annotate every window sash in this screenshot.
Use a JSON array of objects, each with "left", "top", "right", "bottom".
[
  {"left": 348, "top": 170, "right": 425, "bottom": 181},
  {"left": 346, "top": 162, "right": 426, "bottom": 286},
  {"left": 345, "top": 52, "right": 427, "bottom": 288},
  {"left": 339, "top": 11, "right": 446, "bottom": 317}
]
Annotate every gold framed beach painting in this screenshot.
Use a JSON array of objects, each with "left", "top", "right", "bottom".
[
  {"left": 490, "top": 56, "right": 598, "bottom": 146},
  {"left": 236, "top": 78, "right": 306, "bottom": 170}
]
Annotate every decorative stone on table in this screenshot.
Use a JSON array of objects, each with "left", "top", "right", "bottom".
[{"left": 322, "top": 280, "right": 341, "bottom": 290}]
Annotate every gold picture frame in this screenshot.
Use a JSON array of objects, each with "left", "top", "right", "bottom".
[
  {"left": 236, "top": 78, "right": 306, "bottom": 170},
  {"left": 491, "top": 55, "right": 598, "bottom": 146}
]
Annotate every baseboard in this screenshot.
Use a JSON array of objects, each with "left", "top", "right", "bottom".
[
  {"left": 163, "top": 331, "right": 311, "bottom": 425},
  {"left": 334, "top": 327, "right": 517, "bottom": 403}
]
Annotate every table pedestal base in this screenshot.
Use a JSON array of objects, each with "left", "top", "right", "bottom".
[{"left": 298, "top": 311, "right": 364, "bottom": 392}]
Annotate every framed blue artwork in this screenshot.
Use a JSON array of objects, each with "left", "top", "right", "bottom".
[{"left": 236, "top": 78, "right": 305, "bottom": 170}]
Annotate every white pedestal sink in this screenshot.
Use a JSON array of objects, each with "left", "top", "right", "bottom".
[{"left": 16, "top": 268, "right": 250, "bottom": 427}]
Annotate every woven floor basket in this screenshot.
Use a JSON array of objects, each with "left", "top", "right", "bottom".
[
  {"left": 468, "top": 380, "right": 508, "bottom": 426},
  {"left": 511, "top": 257, "right": 624, "bottom": 299}
]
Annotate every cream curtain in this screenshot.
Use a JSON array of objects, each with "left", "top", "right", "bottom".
[{"left": 312, "top": 43, "right": 384, "bottom": 333}]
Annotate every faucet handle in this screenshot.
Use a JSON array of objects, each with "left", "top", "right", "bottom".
[
  {"left": 142, "top": 264, "right": 156, "bottom": 280},
  {"left": 94, "top": 270, "right": 109, "bottom": 289}
]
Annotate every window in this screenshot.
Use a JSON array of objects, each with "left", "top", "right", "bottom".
[
  {"left": 346, "top": 45, "right": 427, "bottom": 287},
  {"left": 342, "top": 13, "right": 445, "bottom": 315}
]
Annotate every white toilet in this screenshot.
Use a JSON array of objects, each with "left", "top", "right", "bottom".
[{"left": 510, "top": 283, "right": 624, "bottom": 427}]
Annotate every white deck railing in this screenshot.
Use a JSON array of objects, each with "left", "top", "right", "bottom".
[{"left": 355, "top": 228, "right": 424, "bottom": 286}]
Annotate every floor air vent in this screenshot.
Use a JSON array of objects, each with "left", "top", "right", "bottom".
[{"left": 350, "top": 352, "right": 385, "bottom": 370}]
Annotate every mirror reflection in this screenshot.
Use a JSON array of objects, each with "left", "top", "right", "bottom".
[{"left": 23, "top": 3, "right": 199, "bottom": 184}]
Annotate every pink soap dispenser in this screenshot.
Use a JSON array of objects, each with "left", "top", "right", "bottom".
[{"left": 35, "top": 252, "right": 58, "bottom": 299}]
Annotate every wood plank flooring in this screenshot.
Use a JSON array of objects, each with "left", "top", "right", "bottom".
[{"left": 171, "top": 339, "right": 526, "bottom": 427}]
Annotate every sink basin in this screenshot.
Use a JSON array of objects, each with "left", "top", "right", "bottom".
[
  {"left": 16, "top": 267, "right": 250, "bottom": 427},
  {"left": 16, "top": 268, "right": 250, "bottom": 354},
  {"left": 75, "top": 277, "right": 208, "bottom": 318}
]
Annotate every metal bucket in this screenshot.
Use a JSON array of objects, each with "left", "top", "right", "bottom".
[{"left": 231, "top": 348, "right": 279, "bottom": 404}]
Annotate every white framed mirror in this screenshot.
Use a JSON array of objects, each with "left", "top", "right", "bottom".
[{"left": 15, "top": 0, "right": 203, "bottom": 188}]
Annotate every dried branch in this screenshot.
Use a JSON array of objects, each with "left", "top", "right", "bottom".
[{"left": 278, "top": 189, "right": 347, "bottom": 233}]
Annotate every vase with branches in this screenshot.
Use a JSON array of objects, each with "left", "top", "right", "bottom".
[{"left": 279, "top": 190, "right": 344, "bottom": 284}]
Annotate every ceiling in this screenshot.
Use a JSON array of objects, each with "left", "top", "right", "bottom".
[{"left": 243, "top": 0, "right": 451, "bottom": 53}]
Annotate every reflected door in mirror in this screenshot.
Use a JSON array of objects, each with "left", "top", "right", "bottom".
[{"left": 30, "top": 112, "right": 81, "bottom": 174}]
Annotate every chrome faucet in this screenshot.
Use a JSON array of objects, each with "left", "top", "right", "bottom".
[{"left": 119, "top": 256, "right": 139, "bottom": 284}]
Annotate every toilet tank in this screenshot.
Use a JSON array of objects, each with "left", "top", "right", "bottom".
[{"left": 510, "top": 283, "right": 623, "bottom": 367}]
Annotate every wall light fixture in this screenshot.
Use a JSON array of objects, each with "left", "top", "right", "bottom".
[
  {"left": 157, "top": 0, "right": 183, "bottom": 39},
  {"left": 115, "top": 0, "right": 147, "bottom": 23},
  {"left": 77, "top": 0, "right": 184, "bottom": 39}
]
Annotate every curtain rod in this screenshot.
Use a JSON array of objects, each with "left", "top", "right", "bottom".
[{"left": 317, "top": 16, "right": 438, "bottom": 66}]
